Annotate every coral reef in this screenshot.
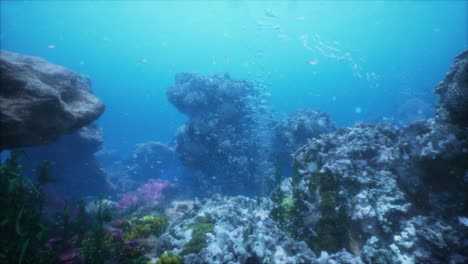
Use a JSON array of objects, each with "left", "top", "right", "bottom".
[
  {"left": 434, "top": 50, "right": 468, "bottom": 126},
  {"left": 0, "top": 50, "right": 105, "bottom": 150},
  {"left": 156, "top": 251, "right": 183, "bottom": 264},
  {"left": 157, "top": 195, "right": 320, "bottom": 264},
  {"left": 290, "top": 118, "right": 466, "bottom": 263},
  {"left": 271, "top": 108, "right": 335, "bottom": 176},
  {"left": 167, "top": 73, "right": 270, "bottom": 196}
]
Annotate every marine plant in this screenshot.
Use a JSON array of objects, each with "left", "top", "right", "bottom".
[
  {"left": 122, "top": 215, "right": 167, "bottom": 241},
  {"left": 280, "top": 196, "right": 295, "bottom": 220},
  {"left": 308, "top": 170, "right": 349, "bottom": 253},
  {"left": 180, "top": 215, "right": 214, "bottom": 255},
  {"left": 0, "top": 151, "right": 55, "bottom": 264},
  {"left": 156, "top": 251, "right": 183, "bottom": 264},
  {"left": 270, "top": 159, "right": 287, "bottom": 226},
  {"left": 81, "top": 195, "right": 113, "bottom": 264},
  {"left": 289, "top": 162, "right": 307, "bottom": 238}
]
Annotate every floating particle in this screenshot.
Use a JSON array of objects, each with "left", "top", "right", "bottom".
[{"left": 48, "top": 44, "right": 55, "bottom": 49}]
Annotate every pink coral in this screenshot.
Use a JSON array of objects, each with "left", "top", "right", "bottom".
[{"left": 116, "top": 179, "right": 170, "bottom": 210}]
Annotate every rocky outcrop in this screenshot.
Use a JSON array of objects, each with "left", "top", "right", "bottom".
[
  {"left": 167, "top": 73, "right": 270, "bottom": 196},
  {"left": 434, "top": 50, "right": 468, "bottom": 126},
  {"left": 277, "top": 51, "right": 468, "bottom": 263},
  {"left": 0, "top": 50, "right": 105, "bottom": 150},
  {"left": 23, "top": 123, "right": 113, "bottom": 199},
  {"left": 271, "top": 109, "right": 335, "bottom": 176},
  {"left": 159, "top": 195, "right": 322, "bottom": 264},
  {"left": 288, "top": 120, "right": 467, "bottom": 263}
]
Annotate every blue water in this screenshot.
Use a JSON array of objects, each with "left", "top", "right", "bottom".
[{"left": 1, "top": 0, "right": 466, "bottom": 155}]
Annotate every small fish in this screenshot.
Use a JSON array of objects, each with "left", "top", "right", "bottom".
[
  {"left": 264, "top": 9, "right": 278, "bottom": 18},
  {"left": 48, "top": 44, "right": 55, "bottom": 49},
  {"left": 211, "top": 60, "right": 217, "bottom": 65},
  {"left": 296, "top": 16, "right": 305, "bottom": 20},
  {"left": 141, "top": 58, "right": 149, "bottom": 63},
  {"left": 306, "top": 60, "right": 318, "bottom": 65}
]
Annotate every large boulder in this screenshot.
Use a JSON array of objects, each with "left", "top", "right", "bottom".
[{"left": 0, "top": 50, "right": 105, "bottom": 150}]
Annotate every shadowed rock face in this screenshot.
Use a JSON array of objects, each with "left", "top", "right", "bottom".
[
  {"left": 23, "top": 123, "right": 114, "bottom": 199},
  {"left": 435, "top": 50, "right": 468, "bottom": 127},
  {"left": 0, "top": 50, "right": 105, "bottom": 150}
]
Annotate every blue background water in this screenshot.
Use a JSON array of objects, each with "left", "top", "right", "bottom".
[{"left": 1, "top": 1, "right": 466, "bottom": 155}]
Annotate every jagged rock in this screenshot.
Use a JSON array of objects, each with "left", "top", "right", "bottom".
[
  {"left": 167, "top": 73, "right": 270, "bottom": 196},
  {"left": 23, "top": 123, "right": 113, "bottom": 199},
  {"left": 294, "top": 123, "right": 410, "bottom": 250},
  {"left": 398, "top": 119, "right": 467, "bottom": 216},
  {"left": 435, "top": 50, "right": 468, "bottom": 126},
  {"left": 158, "top": 195, "right": 319, "bottom": 264},
  {"left": 271, "top": 109, "right": 335, "bottom": 177},
  {"left": 272, "top": 109, "right": 335, "bottom": 156},
  {"left": 0, "top": 50, "right": 105, "bottom": 150},
  {"left": 290, "top": 120, "right": 467, "bottom": 263}
]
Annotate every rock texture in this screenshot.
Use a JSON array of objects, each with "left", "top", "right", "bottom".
[
  {"left": 0, "top": 50, "right": 105, "bottom": 150},
  {"left": 23, "top": 123, "right": 113, "bottom": 199},
  {"left": 435, "top": 50, "right": 468, "bottom": 126},
  {"left": 167, "top": 73, "right": 271, "bottom": 196},
  {"left": 280, "top": 50, "right": 468, "bottom": 264},
  {"left": 271, "top": 109, "right": 335, "bottom": 177},
  {"left": 158, "top": 195, "right": 316, "bottom": 264}
]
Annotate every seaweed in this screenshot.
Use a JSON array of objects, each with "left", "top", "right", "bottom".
[
  {"left": 310, "top": 172, "right": 349, "bottom": 253},
  {"left": 181, "top": 215, "right": 214, "bottom": 255},
  {"left": 270, "top": 158, "right": 286, "bottom": 226},
  {"left": 156, "top": 251, "right": 184, "bottom": 264},
  {"left": 0, "top": 150, "right": 54, "bottom": 264},
  {"left": 81, "top": 196, "right": 113, "bottom": 264}
]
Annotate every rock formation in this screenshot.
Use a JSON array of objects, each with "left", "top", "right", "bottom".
[
  {"left": 0, "top": 50, "right": 105, "bottom": 150},
  {"left": 23, "top": 123, "right": 113, "bottom": 199},
  {"left": 167, "top": 73, "right": 270, "bottom": 196}
]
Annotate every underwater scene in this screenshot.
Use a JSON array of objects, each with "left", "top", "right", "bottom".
[{"left": 0, "top": 1, "right": 467, "bottom": 263}]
